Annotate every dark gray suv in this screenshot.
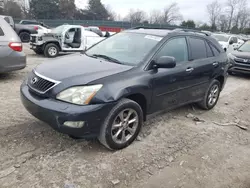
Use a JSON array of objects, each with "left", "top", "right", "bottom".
[{"left": 21, "top": 28, "right": 229, "bottom": 150}]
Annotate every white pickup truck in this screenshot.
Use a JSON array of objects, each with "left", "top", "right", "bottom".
[{"left": 30, "top": 25, "right": 106, "bottom": 58}]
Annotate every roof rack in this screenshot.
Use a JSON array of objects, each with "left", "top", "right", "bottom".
[
  {"left": 128, "top": 26, "right": 176, "bottom": 30},
  {"left": 172, "top": 28, "right": 210, "bottom": 36},
  {"left": 128, "top": 26, "right": 211, "bottom": 36}
]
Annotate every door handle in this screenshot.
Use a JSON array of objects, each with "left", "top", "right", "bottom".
[
  {"left": 213, "top": 62, "right": 219, "bottom": 66},
  {"left": 186, "top": 67, "right": 194, "bottom": 73}
]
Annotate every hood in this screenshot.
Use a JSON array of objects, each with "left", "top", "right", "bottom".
[
  {"left": 231, "top": 51, "right": 250, "bottom": 59},
  {"left": 34, "top": 54, "right": 132, "bottom": 84}
]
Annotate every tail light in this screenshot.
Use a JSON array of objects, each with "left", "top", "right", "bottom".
[
  {"left": 34, "top": 26, "right": 39, "bottom": 30},
  {"left": 9, "top": 42, "right": 22, "bottom": 52}
]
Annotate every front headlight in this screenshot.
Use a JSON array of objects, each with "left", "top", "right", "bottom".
[{"left": 56, "top": 85, "right": 103, "bottom": 105}]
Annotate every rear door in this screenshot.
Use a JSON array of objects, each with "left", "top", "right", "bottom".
[{"left": 186, "top": 36, "right": 217, "bottom": 101}]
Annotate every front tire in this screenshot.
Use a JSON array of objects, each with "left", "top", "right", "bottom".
[
  {"left": 198, "top": 80, "right": 221, "bottom": 110},
  {"left": 44, "top": 43, "right": 59, "bottom": 58},
  {"left": 98, "top": 99, "right": 143, "bottom": 150},
  {"left": 19, "top": 32, "right": 30, "bottom": 43}
]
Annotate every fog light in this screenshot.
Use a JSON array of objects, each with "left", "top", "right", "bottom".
[{"left": 63, "top": 121, "right": 85, "bottom": 128}]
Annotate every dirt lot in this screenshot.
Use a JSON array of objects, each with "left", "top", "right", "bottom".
[{"left": 0, "top": 45, "right": 250, "bottom": 188}]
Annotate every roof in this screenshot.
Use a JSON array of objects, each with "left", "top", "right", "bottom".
[{"left": 126, "top": 29, "right": 171, "bottom": 37}]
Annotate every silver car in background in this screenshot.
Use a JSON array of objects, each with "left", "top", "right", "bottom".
[{"left": 0, "top": 17, "right": 26, "bottom": 73}]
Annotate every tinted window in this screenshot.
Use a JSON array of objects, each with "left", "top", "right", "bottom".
[
  {"left": 205, "top": 41, "right": 213, "bottom": 57},
  {"left": 0, "top": 27, "right": 4, "bottom": 36},
  {"left": 4, "top": 17, "right": 10, "bottom": 23},
  {"left": 210, "top": 43, "right": 220, "bottom": 56},
  {"left": 231, "top": 37, "right": 238, "bottom": 43},
  {"left": 189, "top": 37, "right": 207, "bottom": 60},
  {"left": 156, "top": 37, "right": 188, "bottom": 63}
]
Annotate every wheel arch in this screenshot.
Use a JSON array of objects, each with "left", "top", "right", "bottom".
[
  {"left": 43, "top": 41, "right": 61, "bottom": 51},
  {"left": 215, "top": 75, "right": 225, "bottom": 90},
  {"left": 124, "top": 93, "right": 148, "bottom": 121}
]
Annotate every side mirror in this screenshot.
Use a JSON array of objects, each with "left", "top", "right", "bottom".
[
  {"left": 229, "top": 40, "right": 234, "bottom": 45},
  {"left": 155, "top": 56, "right": 176, "bottom": 69}
]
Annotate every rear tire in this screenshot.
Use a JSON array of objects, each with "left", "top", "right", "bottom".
[
  {"left": 19, "top": 32, "right": 30, "bottom": 43},
  {"left": 197, "top": 80, "right": 221, "bottom": 110},
  {"left": 98, "top": 98, "right": 143, "bottom": 150},
  {"left": 44, "top": 43, "right": 59, "bottom": 58}
]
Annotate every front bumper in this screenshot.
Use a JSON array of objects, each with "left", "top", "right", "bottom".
[
  {"left": 229, "top": 61, "right": 250, "bottom": 74},
  {"left": 20, "top": 84, "right": 116, "bottom": 138}
]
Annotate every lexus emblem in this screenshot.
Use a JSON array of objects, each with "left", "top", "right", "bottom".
[{"left": 31, "top": 77, "right": 38, "bottom": 84}]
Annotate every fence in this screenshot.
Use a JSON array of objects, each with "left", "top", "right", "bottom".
[{"left": 14, "top": 19, "right": 186, "bottom": 30}]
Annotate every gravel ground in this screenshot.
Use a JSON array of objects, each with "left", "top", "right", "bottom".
[{"left": 0, "top": 45, "right": 249, "bottom": 188}]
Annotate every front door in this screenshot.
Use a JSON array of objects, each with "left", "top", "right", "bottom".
[{"left": 150, "top": 37, "right": 197, "bottom": 113}]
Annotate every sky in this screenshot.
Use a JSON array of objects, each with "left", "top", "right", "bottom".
[{"left": 75, "top": 0, "right": 228, "bottom": 23}]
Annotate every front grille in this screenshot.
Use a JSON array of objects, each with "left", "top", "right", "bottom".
[
  {"left": 235, "top": 58, "right": 250, "bottom": 64},
  {"left": 28, "top": 71, "right": 59, "bottom": 94}
]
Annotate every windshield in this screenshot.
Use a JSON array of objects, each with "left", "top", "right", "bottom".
[
  {"left": 212, "top": 34, "right": 230, "bottom": 42},
  {"left": 51, "top": 25, "right": 68, "bottom": 34},
  {"left": 86, "top": 32, "right": 162, "bottom": 66},
  {"left": 238, "top": 41, "right": 250, "bottom": 52}
]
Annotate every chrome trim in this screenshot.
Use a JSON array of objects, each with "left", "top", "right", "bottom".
[{"left": 28, "top": 70, "right": 61, "bottom": 94}]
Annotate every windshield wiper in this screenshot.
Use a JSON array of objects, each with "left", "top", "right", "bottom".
[{"left": 91, "top": 54, "right": 122, "bottom": 64}]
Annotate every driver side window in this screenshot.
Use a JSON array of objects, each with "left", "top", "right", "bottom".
[{"left": 156, "top": 37, "right": 188, "bottom": 63}]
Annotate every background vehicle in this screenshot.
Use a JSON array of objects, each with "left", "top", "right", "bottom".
[
  {"left": 19, "top": 20, "right": 50, "bottom": 28},
  {"left": 228, "top": 40, "right": 250, "bottom": 74},
  {"left": 30, "top": 25, "right": 105, "bottom": 57},
  {"left": 0, "top": 15, "right": 38, "bottom": 42},
  {"left": 212, "top": 33, "right": 244, "bottom": 52},
  {"left": 85, "top": 26, "right": 103, "bottom": 37},
  {"left": 0, "top": 17, "right": 26, "bottom": 73},
  {"left": 21, "top": 28, "right": 228, "bottom": 150}
]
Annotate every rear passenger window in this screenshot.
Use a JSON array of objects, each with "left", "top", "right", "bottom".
[
  {"left": 205, "top": 41, "right": 213, "bottom": 57},
  {"left": 0, "top": 27, "right": 4, "bottom": 36},
  {"left": 210, "top": 44, "right": 220, "bottom": 56},
  {"left": 156, "top": 37, "right": 188, "bottom": 63},
  {"left": 189, "top": 37, "right": 207, "bottom": 60}
]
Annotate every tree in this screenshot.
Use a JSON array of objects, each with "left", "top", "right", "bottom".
[
  {"left": 59, "top": 0, "right": 76, "bottom": 19},
  {"left": 180, "top": 20, "right": 196, "bottom": 28},
  {"left": 226, "top": 0, "right": 239, "bottom": 30},
  {"left": 218, "top": 14, "right": 228, "bottom": 32},
  {"left": 30, "top": 0, "right": 60, "bottom": 19},
  {"left": 88, "top": 0, "right": 109, "bottom": 20},
  {"left": 199, "top": 23, "right": 211, "bottom": 30},
  {"left": 3, "top": 1, "right": 23, "bottom": 18},
  {"left": 162, "top": 3, "right": 183, "bottom": 24},
  {"left": 207, "top": 0, "right": 221, "bottom": 31},
  {"left": 149, "top": 10, "right": 163, "bottom": 24},
  {"left": 125, "top": 9, "right": 147, "bottom": 23}
]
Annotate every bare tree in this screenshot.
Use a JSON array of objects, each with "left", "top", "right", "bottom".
[
  {"left": 207, "top": 0, "right": 221, "bottom": 30},
  {"left": 226, "top": 0, "right": 239, "bottom": 30},
  {"left": 161, "top": 3, "right": 182, "bottom": 24},
  {"left": 238, "top": 8, "right": 250, "bottom": 30},
  {"left": 149, "top": 9, "right": 163, "bottom": 24},
  {"left": 232, "top": 0, "right": 247, "bottom": 28},
  {"left": 125, "top": 9, "right": 147, "bottom": 23},
  {"left": 218, "top": 14, "right": 228, "bottom": 31}
]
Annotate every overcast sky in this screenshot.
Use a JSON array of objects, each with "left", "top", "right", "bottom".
[{"left": 75, "top": 0, "right": 228, "bottom": 23}]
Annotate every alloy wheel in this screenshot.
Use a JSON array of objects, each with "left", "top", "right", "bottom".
[{"left": 111, "top": 108, "right": 139, "bottom": 144}]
